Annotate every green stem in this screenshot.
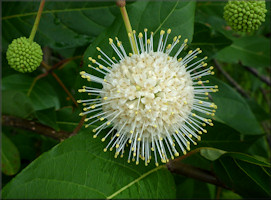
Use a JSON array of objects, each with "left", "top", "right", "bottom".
[
  {"left": 29, "top": 0, "right": 45, "bottom": 42},
  {"left": 119, "top": 6, "right": 138, "bottom": 54}
]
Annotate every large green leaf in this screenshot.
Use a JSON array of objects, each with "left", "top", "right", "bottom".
[
  {"left": 1, "top": 133, "right": 21, "bottom": 176},
  {"left": 215, "top": 36, "right": 270, "bottom": 68},
  {"left": 209, "top": 77, "right": 263, "bottom": 135},
  {"left": 2, "top": 1, "right": 117, "bottom": 51},
  {"left": 2, "top": 130, "right": 176, "bottom": 199},
  {"left": 83, "top": 1, "right": 196, "bottom": 68},
  {"left": 213, "top": 154, "right": 271, "bottom": 198},
  {"left": 2, "top": 74, "right": 60, "bottom": 111}
]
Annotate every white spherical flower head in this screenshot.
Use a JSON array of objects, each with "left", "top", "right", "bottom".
[
  {"left": 102, "top": 52, "right": 194, "bottom": 140},
  {"left": 78, "top": 29, "right": 218, "bottom": 166}
]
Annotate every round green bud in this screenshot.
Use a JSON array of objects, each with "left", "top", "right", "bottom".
[
  {"left": 6, "top": 37, "right": 43, "bottom": 73},
  {"left": 224, "top": 0, "right": 267, "bottom": 33}
]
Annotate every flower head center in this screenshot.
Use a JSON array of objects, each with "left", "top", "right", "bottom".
[{"left": 102, "top": 52, "right": 194, "bottom": 139}]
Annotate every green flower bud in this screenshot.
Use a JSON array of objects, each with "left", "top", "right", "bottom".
[
  {"left": 224, "top": 0, "right": 267, "bottom": 33},
  {"left": 6, "top": 37, "right": 43, "bottom": 73}
]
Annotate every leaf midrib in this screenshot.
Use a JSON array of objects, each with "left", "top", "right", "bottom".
[
  {"left": 234, "top": 159, "right": 270, "bottom": 195},
  {"left": 231, "top": 44, "right": 269, "bottom": 59},
  {"left": 153, "top": 1, "right": 179, "bottom": 35},
  {"left": 106, "top": 165, "right": 165, "bottom": 199},
  {"left": 2, "top": 5, "right": 114, "bottom": 20}
]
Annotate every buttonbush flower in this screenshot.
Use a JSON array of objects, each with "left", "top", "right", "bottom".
[{"left": 78, "top": 29, "right": 218, "bottom": 166}]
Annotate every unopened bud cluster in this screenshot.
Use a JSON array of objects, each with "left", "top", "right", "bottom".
[
  {"left": 6, "top": 37, "right": 43, "bottom": 73},
  {"left": 224, "top": 0, "right": 267, "bottom": 32}
]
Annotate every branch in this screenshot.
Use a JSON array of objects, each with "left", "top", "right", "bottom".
[
  {"left": 244, "top": 66, "right": 271, "bottom": 87},
  {"left": 214, "top": 60, "right": 250, "bottom": 98},
  {"left": 167, "top": 161, "right": 230, "bottom": 190},
  {"left": 2, "top": 115, "right": 72, "bottom": 140}
]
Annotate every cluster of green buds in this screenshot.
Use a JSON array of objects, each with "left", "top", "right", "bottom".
[
  {"left": 224, "top": 0, "right": 267, "bottom": 32},
  {"left": 6, "top": 37, "right": 43, "bottom": 73}
]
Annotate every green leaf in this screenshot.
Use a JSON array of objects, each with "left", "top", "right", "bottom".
[
  {"left": 2, "top": 130, "right": 176, "bottom": 199},
  {"left": 200, "top": 147, "right": 226, "bottom": 161},
  {"left": 209, "top": 77, "right": 263, "bottom": 135},
  {"left": 199, "top": 146, "right": 270, "bottom": 167},
  {"left": 226, "top": 152, "right": 270, "bottom": 167},
  {"left": 198, "top": 122, "right": 262, "bottom": 152},
  {"left": 132, "top": 1, "right": 196, "bottom": 41},
  {"left": 83, "top": 1, "right": 196, "bottom": 68},
  {"left": 1, "top": 133, "right": 21, "bottom": 176},
  {"left": 3, "top": 127, "right": 59, "bottom": 162},
  {"left": 2, "top": 74, "right": 60, "bottom": 111},
  {"left": 247, "top": 136, "right": 270, "bottom": 159},
  {"left": 215, "top": 36, "right": 270, "bottom": 68},
  {"left": 3, "top": 127, "right": 40, "bottom": 161},
  {"left": 174, "top": 174, "right": 215, "bottom": 198},
  {"left": 191, "top": 22, "right": 232, "bottom": 58},
  {"left": 2, "top": 90, "right": 35, "bottom": 118},
  {"left": 56, "top": 107, "right": 81, "bottom": 132},
  {"left": 221, "top": 190, "right": 242, "bottom": 199},
  {"left": 180, "top": 153, "right": 212, "bottom": 171},
  {"left": 2, "top": 1, "right": 117, "bottom": 50},
  {"left": 246, "top": 99, "right": 270, "bottom": 122},
  {"left": 214, "top": 155, "right": 271, "bottom": 198},
  {"left": 36, "top": 108, "right": 59, "bottom": 131},
  {"left": 195, "top": 1, "right": 231, "bottom": 38}
]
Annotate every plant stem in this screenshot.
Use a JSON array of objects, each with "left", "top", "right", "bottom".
[
  {"left": 29, "top": 0, "right": 45, "bottom": 42},
  {"left": 118, "top": 1, "right": 138, "bottom": 54}
]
